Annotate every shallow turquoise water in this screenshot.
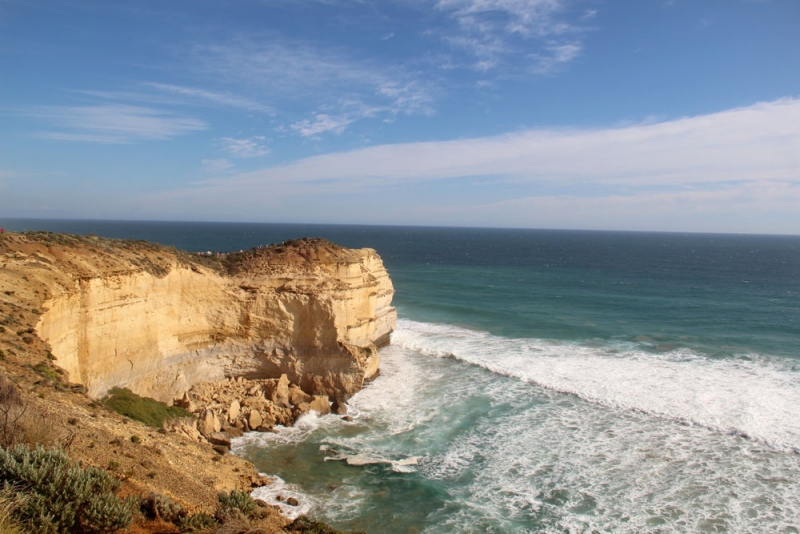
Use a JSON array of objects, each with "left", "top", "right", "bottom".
[{"left": 7, "top": 219, "right": 800, "bottom": 532}]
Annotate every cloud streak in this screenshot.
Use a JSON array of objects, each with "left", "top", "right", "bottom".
[
  {"left": 28, "top": 104, "right": 207, "bottom": 143},
  {"left": 144, "top": 83, "right": 274, "bottom": 114}
]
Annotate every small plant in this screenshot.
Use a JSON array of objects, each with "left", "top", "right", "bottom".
[
  {"left": 31, "top": 362, "right": 60, "bottom": 382},
  {"left": 0, "top": 445, "right": 137, "bottom": 533},
  {"left": 101, "top": 387, "right": 191, "bottom": 428},
  {"left": 67, "top": 418, "right": 78, "bottom": 426},
  {"left": 129, "top": 435, "right": 141, "bottom": 444},
  {"left": 217, "top": 490, "right": 256, "bottom": 520},
  {"left": 107, "top": 460, "right": 119, "bottom": 471},
  {"left": 178, "top": 512, "right": 218, "bottom": 533},
  {"left": 141, "top": 493, "right": 185, "bottom": 523}
]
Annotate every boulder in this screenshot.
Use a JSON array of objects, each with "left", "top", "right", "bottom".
[
  {"left": 208, "top": 432, "right": 232, "bottom": 448},
  {"left": 288, "top": 384, "right": 311, "bottom": 405},
  {"left": 269, "top": 374, "right": 291, "bottom": 408},
  {"left": 197, "top": 410, "right": 221, "bottom": 438},
  {"left": 309, "top": 395, "right": 330, "bottom": 415},
  {"left": 242, "top": 397, "right": 271, "bottom": 412},
  {"left": 228, "top": 399, "right": 240, "bottom": 422},
  {"left": 174, "top": 391, "right": 196, "bottom": 412},
  {"left": 249, "top": 410, "right": 263, "bottom": 430},
  {"left": 222, "top": 425, "right": 244, "bottom": 438},
  {"left": 256, "top": 412, "right": 276, "bottom": 430}
]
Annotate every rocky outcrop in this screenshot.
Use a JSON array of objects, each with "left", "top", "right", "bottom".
[{"left": 2, "top": 233, "right": 395, "bottom": 406}]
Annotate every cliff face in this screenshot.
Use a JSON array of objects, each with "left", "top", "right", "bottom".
[{"left": 3, "top": 233, "right": 395, "bottom": 405}]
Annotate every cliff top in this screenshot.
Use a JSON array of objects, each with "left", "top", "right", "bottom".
[
  {"left": 0, "top": 231, "right": 371, "bottom": 281},
  {"left": 222, "top": 237, "right": 366, "bottom": 276}
]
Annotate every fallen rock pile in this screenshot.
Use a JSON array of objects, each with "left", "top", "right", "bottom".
[{"left": 166, "top": 374, "right": 331, "bottom": 450}]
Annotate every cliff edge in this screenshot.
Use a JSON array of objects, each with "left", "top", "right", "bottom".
[{"left": 3, "top": 232, "right": 396, "bottom": 408}]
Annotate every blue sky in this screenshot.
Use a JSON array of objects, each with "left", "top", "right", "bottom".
[{"left": 1, "top": 0, "right": 799, "bottom": 233}]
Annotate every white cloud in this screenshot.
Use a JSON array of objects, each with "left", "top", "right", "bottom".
[
  {"left": 201, "top": 158, "right": 234, "bottom": 173},
  {"left": 434, "top": 0, "right": 585, "bottom": 72},
  {"left": 291, "top": 114, "right": 354, "bottom": 137},
  {"left": 220, "top": 136, "right": 270, "bottom": 158},
  {"left": 28, "top": 104, "right": 207, "bottom": 143},
  {"left": 210, "top": 97, "right": 800, "bottom": 189},
  {"left": 187, "top": 38, "right": 434, "bottom": 134},
  {"left": 144, "top": 83, "right": 274, "bottom": 114}
]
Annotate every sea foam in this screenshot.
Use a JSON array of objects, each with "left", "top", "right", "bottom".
[{"left": 392, "top": 319, "right": 800, "bottom": 452}]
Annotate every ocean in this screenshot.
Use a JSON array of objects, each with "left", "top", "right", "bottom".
[{"left": 6, "top": 219, "right": 800, "bottom": 533}]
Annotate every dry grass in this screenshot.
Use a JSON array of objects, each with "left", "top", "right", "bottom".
[{"left": 0, "top": 494, "right": 25, "bottom": 534}]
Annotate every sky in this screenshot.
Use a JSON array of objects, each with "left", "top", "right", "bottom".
[{"left": 1, "top": 0, "right": 799, "bottom": 234}]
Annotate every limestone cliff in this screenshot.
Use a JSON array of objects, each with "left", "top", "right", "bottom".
[{"left": 2, "top": 232, "right": 395, "bottom": 406}]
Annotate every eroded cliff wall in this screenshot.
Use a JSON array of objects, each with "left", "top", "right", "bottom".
[{"left": 2, "top": 233, "right": 395, "bottom": 404}]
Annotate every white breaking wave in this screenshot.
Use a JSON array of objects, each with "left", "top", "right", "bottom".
[{"left": 392, "top": 319, "right": 800, "bottom": 452}]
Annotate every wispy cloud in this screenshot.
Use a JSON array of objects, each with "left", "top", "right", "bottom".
[
  {"left": 201, "top": 158, "right": 234, "bottom": 173},
  {"left": 434, "top": 0, "right": 586, "bottom": 72},
  {"left": 27, "top": 104, "right": 206, "bottom": 143},
  {"left": 187, "top": 38, "right": 434, "bottom": 134},
  {"left": 291, "top": 114, "right": 354, "bottom": 137},
  {"left": 144, "top": 83, "right": 274, "bottom": 114},
  {"left": 220, "top": 136, "right": 270, "bottom": 158}
]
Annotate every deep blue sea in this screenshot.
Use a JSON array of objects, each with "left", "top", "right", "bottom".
[{"left": 6, "top": 219, "right": 800, "bottom": 533}]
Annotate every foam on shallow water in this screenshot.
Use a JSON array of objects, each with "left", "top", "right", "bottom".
[
  {"left": 392, "top": 319, "right": 800, "bottom": 452},
  {"left": 250, "top": 475, "right": 315, "bottom": 520}
]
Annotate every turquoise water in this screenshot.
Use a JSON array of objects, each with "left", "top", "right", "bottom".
[{"left": 6, "top": 219, "right": 800, "bottom": 532}]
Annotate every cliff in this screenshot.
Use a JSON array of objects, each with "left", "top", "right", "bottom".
[{"left": 3, "top": 232, "right": 396, "bottom": 408}]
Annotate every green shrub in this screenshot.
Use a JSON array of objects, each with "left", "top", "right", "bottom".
[
  {"left": 101, "top": 387, "right": 191, "bottom": 428},
  {"left": 217, "top": 490, "right": 256, "bottom": 519},
  {"left": 31, "top": 363, "right": 60, "bottom": 382},
  {"left": 0, "top": 445, "right": 137, "bottom": 533},
  {"left": 140, "top": 492, "right": 185, "bottom": 523},
  {"left": 178, "top": 512, "right": 218, "bottom": 533}
]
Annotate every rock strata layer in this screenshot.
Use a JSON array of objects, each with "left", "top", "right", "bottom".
[{"left": 4, "top": 233, "right": 396, "bottom": 404}]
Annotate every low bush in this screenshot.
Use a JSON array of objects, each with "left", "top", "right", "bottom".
[
  {"left": 217, "top": 490, "right": 256, "bottom": 519},
  {"left": 0, "top": 445, "right": 137, "bottom": 533},
  {"left": 140, "top": 492, "right": 185, "bottom": 523},
  {"left": 101, "top": 387, "right": 191, "bottom": 427},
  {"left": 178, "top": 512, "right": 218, "bottom": 533}
]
